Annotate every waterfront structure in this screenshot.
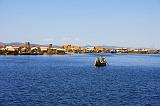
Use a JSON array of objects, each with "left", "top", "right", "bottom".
[
  {"left": 80, "top": 47, "right": 88, "bottom": 53},
  {"left": 147, "top": 49, "right": 159, "bottom": 54},
  {"left": 49, "top": 44, "right": 52, "bottom": 48},
  {"left": 84, "top": 46, "right": 110, "bottom": 53},
  {"left": 39, "top": 46, "right": 48, "bottom": 54},
  {"left": 25, "top": 42, "right": 31, "bottom": 53},
  {"left": 56, "top": 48, "right": 66, "bottom": 54},
  {"left": 63, "top": 45, "right": 81, "bottom": 53},
  {"left": 47, "top": 47, "right": 57, "bottom": 55},
  {"left": 94, "top": 46, "right": 110, "bottom": 53},
  {"left": 0, "top": 46, "right": 7, "bottom": 55},
  {"left": 94, "top": 46, "right": 103, "bottom": 53},
  {"left": 114, "top": 48, "right": 129, "bottom": 53},
  {"left": 18, "top": 42, "right": 32, "bottom": 54},
  {"left": 47, "top": 44, "right": 54, "bottom": 55},
  {"left": 31, "top": 47, "right": 41, "bottom": 54},
  {"left": 47, "top": 44, "right": 66, "bottom": 55},
  {"left": 85, "top": 47, "right": 95, "bottom": 53},
  {"left": 4, "top": 46, "right": 19, "bottom": 55},
  {"left": 0, "top": 42, "right": 159, "bottom": 55},
  {"left": 110, "top": 49, "right": 117, "bottom": 53}
]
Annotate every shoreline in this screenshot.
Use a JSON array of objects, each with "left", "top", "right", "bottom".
[{"left": 0, "top": 53, "right": 160, "bottom": 56}]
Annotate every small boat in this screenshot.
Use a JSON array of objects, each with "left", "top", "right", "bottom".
[{"left": 95, "top": 57, "right": 107, "bottom": 67}]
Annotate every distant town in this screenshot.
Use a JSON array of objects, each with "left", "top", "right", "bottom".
[{"left": 0, "top": 42, "right": 160, "bottom": 55}]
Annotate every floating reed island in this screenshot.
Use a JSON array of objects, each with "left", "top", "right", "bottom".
[{"left": 0, "top": 42, "right": 160, "bottom": 55}]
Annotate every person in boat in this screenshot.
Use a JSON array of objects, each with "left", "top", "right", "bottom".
[
  {"left": 95, "top": 57, "right": 101, "bottom": 66},
  {"left": 96, "top": 57, "right": 100, "bottom": 62},
  {"left": 100, "top": 57, "right": 106, "bottom": 63}
]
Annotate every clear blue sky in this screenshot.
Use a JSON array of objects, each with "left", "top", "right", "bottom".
[{"left": 0, "top": 0, "right": 160, "bottom": 48}]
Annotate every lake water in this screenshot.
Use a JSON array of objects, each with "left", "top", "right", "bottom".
[{"left": 0, "top": 54, "right": 160, "bottom": 106}]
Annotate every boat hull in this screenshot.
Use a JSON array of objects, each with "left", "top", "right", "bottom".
[{"left": 95, "top": 62, "right": 106, "bottom": 67}]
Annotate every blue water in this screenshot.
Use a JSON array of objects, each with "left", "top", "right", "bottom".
[{"left": 0, "top": 54, "right": 160, "bottom": 106}]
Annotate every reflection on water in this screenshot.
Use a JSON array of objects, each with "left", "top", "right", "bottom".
[{"left": 0, "top": 54, "right": 160, "bottom": 106}]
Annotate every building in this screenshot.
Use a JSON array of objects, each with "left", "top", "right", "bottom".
[
  {"left": 39, "top": 46, "right": 48, "bottom": 54},
  {"left": 31, "top": 47, "right": 41, "bottom": 53},
  {"left": 85, "top": 47, "right": 95, "bottom": 53},
  {"left": 114, "top": 48, "right": 129, "bottom": 53},
  {"left": 5, "top": 46, "right": 19, "bottom": 55},
  {"left": 0, "top": 47, "right": 6, "bottom": 55},
  {"left": 63, "top": 45, "right": 81, "bottom": 53},
  {"left": 56, "top": 48, "right": 66, "bottom": 54}
]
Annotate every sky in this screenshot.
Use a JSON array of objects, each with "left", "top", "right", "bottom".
[{"left": 0, "top": 0, "right": 160, "bottom": 48}]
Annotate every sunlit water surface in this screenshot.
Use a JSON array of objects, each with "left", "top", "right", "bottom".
[{"left": 0, "top": 54, "right": 160, "bottom": 106}]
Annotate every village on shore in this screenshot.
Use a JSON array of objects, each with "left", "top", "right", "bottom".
[{"left": 0, "top": 42, "right": 160, "bottom": 55}]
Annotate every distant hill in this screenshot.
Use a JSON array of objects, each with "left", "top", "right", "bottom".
[
  {"left": 0, "top": 42, "right": 156, "bottom": 49},
  {"left": 8, "top": 42, "right": 24, "bottom": 46},
  {"left": 102, "top": 45, "right": 131, "bottom": 49},
  {"left": 82, "top": 45, "right": 127, "bottom": 49},
  {"left": 0, "top": 42, "right": 24, "bottom": 46},
  {"left": 0, "top": 42, "right": 6, "bottom": 46},
  {"left": 82, "top": 45, "right": 156, "bottom": 49},
  {"left": 0, "top": 42, "right": 63, "bottom": 48}
]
